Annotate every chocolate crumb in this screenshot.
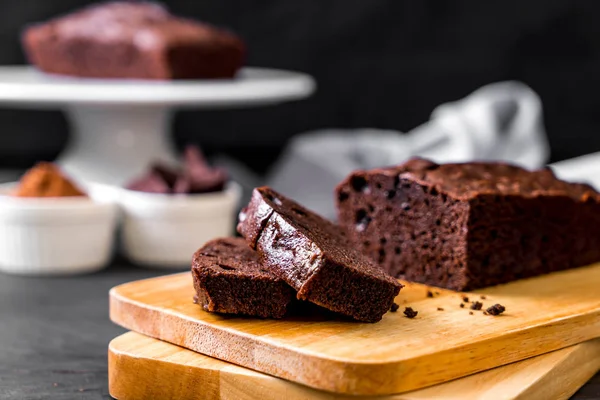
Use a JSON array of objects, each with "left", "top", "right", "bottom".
[
  {"left": 470, "top": 301, "right": 483, "bottom": 310},
  {"left": 437, "top": 307, "right": 444, "bottom": 311},
  {"left": 460, "top": 303, "right": 465, "bottom": 308},
  {"left": 403, "top": 299, "right": 408, "bottom": 304},
  {"left": 404, "top": 307, "right": 418, "bottom": 318},
  {"left": 480, "top": 295, "right": 487, "bottom": 299},
  {"left": 483, "top": 311, "right": 488, "bottom": 315},
  {"left": 486, "top": 304, "right": 506, "bottom": 316},
  {"left": 390, "top": 302, "right": 400, "bottom": 312},
  {"left": 434, "top": 291, "right": 440, "bottom": 295},
  {"left": 427, "top": 290, "right": 434, "bottom": 298},
  {"left": 469, "top": 311, "right": 474, "bottom": 315},
  {"left": 462, "top": 296, "right": 469, "bottom": 302}
]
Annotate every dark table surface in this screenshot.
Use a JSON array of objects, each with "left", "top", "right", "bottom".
[
  {"left": 0, "top": 263, "right": 165, "bottom": 400},
  {"left": 0, "top": 263, "right": 598, "bottom": 400}
]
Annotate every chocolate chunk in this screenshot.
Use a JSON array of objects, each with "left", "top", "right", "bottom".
[
  {"left": 176, "top": 146, "right": 228, "bottom": 194},
  {"left": 127, "top": 165, "right": 174, "bottom": 194},
  {"left": 486, "top": 304, "right": 506, "bottom": 316},
  {"left": 462, "top": 296, "right": 469, "bottom": 302},
  {"left": 390, "top": 302, "right": 400, "bottom": 312},
  {"left": 152, "top": 164, "right": 180, "bottom": 188},
  {"left": 403, "top": 307, "right": 418, "bottom": 319},
  {"left": 470, "top": 301, "right": 483, "bottom": 310},
  {"left": 460, "top": 303, "right": 465, "bottom": 308},
  {"left": 127, "top": 145, "right": 227, "bottom": 194},
  {"left": 427, "top": 290, "right": 434, "bottom": 298}
]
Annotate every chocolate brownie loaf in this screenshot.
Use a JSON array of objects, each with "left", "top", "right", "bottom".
[
  {"left": 22, "top": 2, "right": 244, "bottom": 80},
  {"left": 336, "top": 158, "right": 600, "bottom": 291},
  {"left": 237, "top": 187, "right": 402, "bottom": 323},
  {"left": 192, "top": 237, "right": 295, "bottom": 319}
]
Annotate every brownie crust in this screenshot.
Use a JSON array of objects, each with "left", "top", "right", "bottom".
[
  {"left": 238, "top": 187, "right": 402, "bottom": 323},
  {"left": 192, "top": 237, "right": 295, "bottom": 319},
  {"left": 22, "top": 2, "right": 245, "bottom": 80},
  {"left": 336, "top": 158, "right": 600, "bottom": 291}
]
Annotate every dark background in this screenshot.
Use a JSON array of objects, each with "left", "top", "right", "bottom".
[
  {"left": 1, "top": 3, "right": 600, "bottom": 398},
  {"left": 1, "top": 0, "right": 600, "bottom": 173}
]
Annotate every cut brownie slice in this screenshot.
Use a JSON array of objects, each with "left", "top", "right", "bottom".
[
  {"left": 192, "top": 237, "right": 295, "bottom": 319},
  {"left": 237, "top": 187, "right": 402, "bottom": 323},
  {"left": 336, "top": 158, "right": 600, "bottom": 291}
]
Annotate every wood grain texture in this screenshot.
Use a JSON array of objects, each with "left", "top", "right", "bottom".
[
  {"left": 109, "top": 264, "right": 600, "bottom": 395},
  {"left": 109, "top": 332, "right": 600, "bottom": 400}
]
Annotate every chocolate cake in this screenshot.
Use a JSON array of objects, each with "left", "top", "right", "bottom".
[
  {"left": 336, "top": 158, "right": 600, "bottom": 291},
  {"left": 22, "top": 2, "right": 245, "bottom": 80},
  {"left": 237, "top": 186, "right": 402, "bottom": 323},
  {"left": 192, "top": 237, "right": 295, "bottom": 319}
]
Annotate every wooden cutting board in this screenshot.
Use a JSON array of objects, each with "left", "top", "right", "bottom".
[
  {"left": 109, "top": 332, "right": 600, "bottom": 400},
  {"left": 110, "top": 264, "right": 600, "bottom": 395}
]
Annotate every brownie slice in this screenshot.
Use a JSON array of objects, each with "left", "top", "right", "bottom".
[
  {"left": 237, "top": 187, "right": 402, "bottom": 323},
  {"left": 192, "top": 237, "right": 295, "bottom": 319},
  {"left": 22, "top": 2, "right": 245, "bottom": 80},
  {"left": 336, "top": 158, "right": 600, "bottom": 291}
]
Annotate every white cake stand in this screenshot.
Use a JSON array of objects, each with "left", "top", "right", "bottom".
[{"left": 0, "top": 66, "right": 315, "bottom": 185}]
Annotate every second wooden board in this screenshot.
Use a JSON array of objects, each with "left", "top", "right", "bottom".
[
  {"left": 109, "top": 332, "right": 600, "bottom": 400},
  {"left": 110, "top": 264, "right": 600, "bottom": 395}
]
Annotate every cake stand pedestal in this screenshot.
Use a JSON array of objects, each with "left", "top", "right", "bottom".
[{"left": 0, "top": 66, "right": 315, "bottom": 185}]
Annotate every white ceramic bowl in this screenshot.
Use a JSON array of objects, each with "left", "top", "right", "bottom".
[
  {"left": 118, "top": 182, "right": 242, "bottom": 268},
  {"left": 0, "top": 185, "right": 119, "bottom": 275}
]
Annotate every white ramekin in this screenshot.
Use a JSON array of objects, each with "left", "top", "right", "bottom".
[
  {"left": 0, "top": 185, "right": 119, "bottom": 275},
  {"left": 118, "top": 182, "right": 242, "bottom": 268}
]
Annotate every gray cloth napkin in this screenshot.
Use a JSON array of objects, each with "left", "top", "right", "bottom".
[
  {"left": 551, "top": 152, "right": 600, "bottom": 189},
  {"left": 264, "top": 81, "right": 549, "bottom": 219}
]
